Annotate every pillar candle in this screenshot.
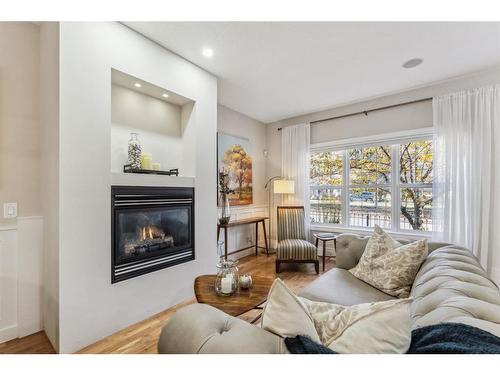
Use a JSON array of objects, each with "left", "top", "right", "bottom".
[{"left": 140, "top": 153, "right": 153, "bottom": 170}]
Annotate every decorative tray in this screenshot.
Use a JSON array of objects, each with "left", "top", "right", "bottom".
[{"left": 123, "top": 165, "right": 179, "bottom": 176}]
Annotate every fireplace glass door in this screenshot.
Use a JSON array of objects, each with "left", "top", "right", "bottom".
[{"left": 116, "top": 206, "right": 191, "bottom": 265}]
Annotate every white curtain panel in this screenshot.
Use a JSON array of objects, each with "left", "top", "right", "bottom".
[
  {"left": 433, "top": 84, "right": 500, "bottom": 282},
  {"left": 281, "top": 123, "right": 311, "bottom": 239}
]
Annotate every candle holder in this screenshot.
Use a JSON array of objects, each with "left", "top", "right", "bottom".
[
  {"left": 239, "top": 274, "right": 253, "bottom": 289},
  {"left": 215, "top": 259, "right": 239, "bottom": 296}
]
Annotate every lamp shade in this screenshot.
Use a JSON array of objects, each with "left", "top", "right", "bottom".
[{"left": 273, "top": 179, "right": 295, "bottom": 194}]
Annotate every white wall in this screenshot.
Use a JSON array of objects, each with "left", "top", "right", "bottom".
[
  {"left": 111, "top": 84, "right": 184, "bottom": 173},
  {"left": 0, "top": 22, "right": 46, "bottom": 346},
  {"left": 217, "top": 105, "right": 269, "bottom": 258},
  {"left": 0, "top": 22, "right": 41, "bottom": 226},
  {"left": 58, "top": 22, "right": 217, "bottom": 353},
  {"left": 39, "top": 21, "right": 60, "bottom": 351}
]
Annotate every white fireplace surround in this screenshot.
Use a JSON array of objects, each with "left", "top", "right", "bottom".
[{"left": 41, "top": 22, "right": 217, "bottom": 353}]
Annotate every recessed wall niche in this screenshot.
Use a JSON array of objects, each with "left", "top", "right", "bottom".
[{"left": 110, "top": 69, "right": 196, "bottom": 177}]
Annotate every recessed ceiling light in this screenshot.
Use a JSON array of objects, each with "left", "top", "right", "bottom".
[
  {"left": 134, "top": 82, "right": 142, "bottom": 88},
  {"left": 402, "top": 58, "right": 424, "bottom": 69},
  {"left": 202, "top": 47, "right": 214, "bottom": 58},
  {"left": 162, "top": 93, "right": 169, "bottom": 98}
]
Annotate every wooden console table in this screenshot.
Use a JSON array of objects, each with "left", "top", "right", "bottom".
[{"left": 217, "top": 216, "right": 269, "bottom": 259}]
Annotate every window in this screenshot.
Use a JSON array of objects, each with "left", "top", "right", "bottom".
[
  {"left": 310, "top": 137, "right": 433, "bottom": 233},
  {"left": 310, "top": 151, "right": 343, "bottom": 224}
]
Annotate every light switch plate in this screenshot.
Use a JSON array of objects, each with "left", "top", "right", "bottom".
[{"left": 3, "top": 202, "right": 18, "bottom": 218}]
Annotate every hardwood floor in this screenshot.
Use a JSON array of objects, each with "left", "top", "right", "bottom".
[
  {"left": 0, "top": 331, "right": 56, "bottom": 354},
  {"left": 1, "top": 253, "right": 335, "bottom": 354}
]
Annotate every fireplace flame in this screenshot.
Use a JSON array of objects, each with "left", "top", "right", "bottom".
[{"left": 139, "top": 226, "right": 166, "bottom": 241}]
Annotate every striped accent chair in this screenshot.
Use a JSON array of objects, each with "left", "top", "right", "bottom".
[{"left": 276, "top": 206, "right": 319, "bottom": 274}]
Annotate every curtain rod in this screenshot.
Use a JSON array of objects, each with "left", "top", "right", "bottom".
[{"left": 277, "top": 97, "right": 432, "bottom": 131}]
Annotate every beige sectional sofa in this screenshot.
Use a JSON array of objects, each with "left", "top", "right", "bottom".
[{"left": 158, "top": 234, "right": 500, "bottom": 354}]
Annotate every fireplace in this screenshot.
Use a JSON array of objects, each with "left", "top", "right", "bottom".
[{"left": 111, "top": 186, "right": 194, "bottom": 283}]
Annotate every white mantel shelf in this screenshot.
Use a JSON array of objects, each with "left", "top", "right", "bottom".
[{"left": 111, "top": 172, "right": 194, "bottom": 188}]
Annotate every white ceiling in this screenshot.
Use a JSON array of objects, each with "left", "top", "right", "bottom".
[{"left": 125, "top": 22, "right": 500, "bottom": 123}]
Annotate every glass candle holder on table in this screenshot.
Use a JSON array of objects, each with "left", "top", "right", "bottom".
[{"left": 215, "top": 259, "right": 239, "bottom": 296}]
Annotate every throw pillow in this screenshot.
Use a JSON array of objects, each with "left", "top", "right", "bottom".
[
  {"left": 349, "top": 225, "right": 428, "bottom": 298},
  {"left": 301, "top": 297, "right": 412, "bottom": 353},
  {"left": 261, "top": 279, "right": 412, "bottom": 353},
  {"left": 260, "top": 279, "right": 321, "bottom": 343}
]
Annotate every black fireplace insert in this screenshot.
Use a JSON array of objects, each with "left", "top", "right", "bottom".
[{"left": 111, "top": 186, "right": 194, "bottom": 283}]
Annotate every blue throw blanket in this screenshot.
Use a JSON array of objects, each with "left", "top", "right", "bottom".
[
  {"left": 285, "top": 323, "right": 500, "bottom": 354},
  {"left": 284, "top": 335, "right": 337, "bottom": 354},
  {"left": 408, "top": 323, "right": 500, "bottom": 354}
]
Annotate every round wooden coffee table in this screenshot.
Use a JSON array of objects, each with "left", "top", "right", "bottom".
[{"left": 194, "top": 275, "right": 274, "bottom": 319}]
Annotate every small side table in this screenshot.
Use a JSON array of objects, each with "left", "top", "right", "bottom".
[
  {"left": 194, "top": 275, "right": 274, "bottom": 323},
  {"left": 313, "top": 233, "right": 337, "bottom": 272}
]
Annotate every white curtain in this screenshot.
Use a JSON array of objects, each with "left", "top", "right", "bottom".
[
  {"left": 433, "top": 84, "right": 500, "bottom": 282},
  {"left": 281, "top": 123, "right": 311, "bottom": 238}
]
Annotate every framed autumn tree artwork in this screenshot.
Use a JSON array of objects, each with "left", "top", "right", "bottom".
[{"left": 217, "top": 133, "right": 253, "bottom": 205}]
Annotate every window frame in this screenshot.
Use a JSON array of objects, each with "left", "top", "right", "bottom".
[{"left": 309, "top": 127, "right": 434, "bottom": 236}]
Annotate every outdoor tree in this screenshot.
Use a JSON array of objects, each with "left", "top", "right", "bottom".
[
  {"left": 310, "top": 152, "right": 343, "bottom": 186},
  {"left": 223, "top": 145, "right": 252, "bottom": 200},
  {"left": 399, "top": 141, "right": 433, "bottom": 230},
  {"left": 349, "top": 146, "right": 391, "bottom": 203},
  {"left": 310, "top": 151, "right": 343, "bottom": 224}
]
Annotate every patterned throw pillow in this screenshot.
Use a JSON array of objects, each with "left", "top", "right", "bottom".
[
  {"left": 300, "top": 297, "right": 412, "bottom": 353},
  {"left": 261, "top": 279, "right": 412, "bottom": 353},
  {"left": 349, "top": 225, "right": 428, "bottom": 298},
  {"left": 261, "top": 279, "right": 321, "bottom": 343}
]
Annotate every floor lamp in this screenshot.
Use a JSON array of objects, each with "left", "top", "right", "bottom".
[{"left": 264, "top": 176, "right": 295, "bottom": 251}]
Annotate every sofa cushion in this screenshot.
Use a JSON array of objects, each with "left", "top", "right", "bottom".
[
  {"left": 299, "top": 268, "right": 395, "bottom": 305},
  {"left": 349, "top": 225, "right": 428, "bottom": 298},
  {"left": 411, "top": 246, "right": 500, "bottom": 337},
  {"left": 277, "top": 239, "right": 318, "bottom": 260}
]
